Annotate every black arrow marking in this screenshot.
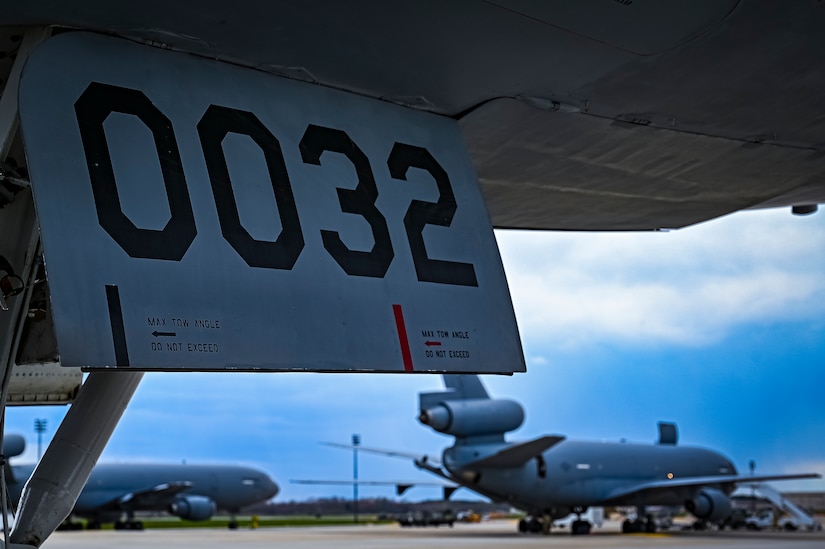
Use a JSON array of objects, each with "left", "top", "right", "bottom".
[{"left": 151, "top": 331, "right": 177, "bottom": 337}]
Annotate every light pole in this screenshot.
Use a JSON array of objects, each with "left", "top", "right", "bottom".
[
  {"left": 33, "top": 418, "right": 47, "bottom": 460},
  {"left": 749, "top": 460, "right": 756, "bottom": 513},
  {"left": 352, "top": 434, "right": 360, "bottom": 524}
]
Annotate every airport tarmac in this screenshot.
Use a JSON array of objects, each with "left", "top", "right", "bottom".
[{"left": 39, "top": 520, "right": 825, "bottom": 549}]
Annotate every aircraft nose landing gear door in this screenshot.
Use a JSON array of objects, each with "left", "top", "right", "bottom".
[{"left": 19, "top": 32, "right": 525, "bottom": 375}]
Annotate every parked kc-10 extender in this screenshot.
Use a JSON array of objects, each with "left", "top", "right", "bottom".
[
  {"left": 2, "top": 434, "right": 278, "bottom": 530},
  {"left": 356, "top": 375, "right": 820, "bottom": 536}
]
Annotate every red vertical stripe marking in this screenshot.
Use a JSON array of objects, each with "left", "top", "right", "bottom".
[{"left": 392, "top": 304, "right": 414, "bottom": 372}]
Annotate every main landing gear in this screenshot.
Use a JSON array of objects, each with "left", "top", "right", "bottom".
[
  {"left": 571, "top": 519, "right": 592, "bottom": 535},
  {"left": 113, "top": 520, "right": 144, "bottom": 531},
  {"left": 621, "top": 508, "right": 657, "bottom": 534},
  {"left": 569, "top": 507, "right": 592, "bottom": 535},
  {"left": 518, "top": 512, "right": 592, "bottom": 536},
  {"left": 517, "top": 516, "right": 543, "bottom": 534}
]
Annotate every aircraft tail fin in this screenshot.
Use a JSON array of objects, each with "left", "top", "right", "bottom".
[
  {"left": 442, "top": 375, "right": 489, "bottom": 400},
  {"left": 420, "top": 375, "right": 489, "bottom": 411}
]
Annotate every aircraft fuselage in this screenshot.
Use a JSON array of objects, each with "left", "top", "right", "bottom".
[
  {"left": 446, "top": 440, "right": 735, "bottom": 514},
  {"left": 9, "top": 462, "right": 278, "bottom": 520}
]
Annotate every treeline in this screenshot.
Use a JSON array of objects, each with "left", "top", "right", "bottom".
[{"left": 244, "top": 497, "right": 510, "bottom": 516}]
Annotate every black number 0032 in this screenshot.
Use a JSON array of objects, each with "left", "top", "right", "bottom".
[{"left": 74, "top": 82, "right": 477, "bottom": 287}]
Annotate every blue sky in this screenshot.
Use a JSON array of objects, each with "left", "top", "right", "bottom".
[{"left": 6, "top": 207, "right": 825, "bottom": 503}]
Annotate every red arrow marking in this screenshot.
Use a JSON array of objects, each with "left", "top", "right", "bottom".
[
  {"left": 392, "top": 304, "right": 414, "bottom": 372},
  {"left": 425, "top": 341, "right": 442, "bottom": 347}
]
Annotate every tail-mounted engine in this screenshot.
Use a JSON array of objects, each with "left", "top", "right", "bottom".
[
  {"left": 685, "top": 488, "right": 732, "bottom": 523},
  {"left": 419, "top": 398, "right": 524, "bottom": 438}
]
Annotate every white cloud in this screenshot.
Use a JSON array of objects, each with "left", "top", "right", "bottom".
[
  {"left": 772, "top": 459, "right": 825, "bottom": 492},
  {"left": 527, "top": 355, "right": 549, "bottom": 367},
  {"left": 497, "top": 210, "right": 825, "bottom": 348}
]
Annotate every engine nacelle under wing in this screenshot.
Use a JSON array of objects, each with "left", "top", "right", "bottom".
[
  {"left": 685, "top": 488, "right": 732, "bottom": 523},
  {"left": 419, "top": 398, "right": 524, "bottom": 437},
  {"left": 168, "top": 495, "right": 216, "bottom": 521}
]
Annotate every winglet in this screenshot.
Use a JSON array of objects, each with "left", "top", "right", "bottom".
[
  {"left": 463, "top": 435, "right": 565, "bottom": 469},
  {"left": 657, "top": 422, "right": 678, "bottom": 445}
]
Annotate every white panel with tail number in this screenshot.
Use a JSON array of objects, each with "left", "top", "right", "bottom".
[{"left": 18, "top": 32, "right": 524, "bottom": 373}]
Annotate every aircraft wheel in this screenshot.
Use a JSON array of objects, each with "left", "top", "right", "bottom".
[
  {"left": 622, "top": 519, "right": 645, "bottom": 533},
  {"left": 132, "top": 521, "right": 144, "bottom": 530},
  {"left": 645, "top": 520, "right": 657, "bottom": 533},
  {"left": 522, "top": 516, "right": 542, "bottom": 534},
  {"left": 86, "top": 520, "right": 102, "bottom": 530},
  {"left": 571, "top": 520, "right": 591, "bottom": 535},
  {"left": 228, "top": 520, "right": 239, "bottom": 530}
]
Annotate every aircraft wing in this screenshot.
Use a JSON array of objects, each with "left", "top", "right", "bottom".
[
  {"left": 604, "top": 472, "right": 821, "bottom": 503},
  {"left": 290, "top": 479, "right": 452, "bottom": 497},
  {"left": 318, "top": 442, "right": 454, "bottom": 496},
  {"left": 323, "top": 442, "right": 440, "bottom": 466},
  {"left": 290, "top": 480, "right": 447, "bottom": 486},
  {"left": 464, "top": 436, "right": 566, "bottom": 469},
  {"left": 98, "top": 481, "right": 193, "bottom": 512},
  {"left": 4, "top": 2, "right": 825, "bottom": 231}
]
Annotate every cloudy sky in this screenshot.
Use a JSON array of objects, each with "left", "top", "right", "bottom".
[{"left": 7, "top": 207, "right": 825, "bottom": 503}]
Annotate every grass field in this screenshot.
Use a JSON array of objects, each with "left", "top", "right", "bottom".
[{"left": 94, "top": 515, "right": 394, "bottom": 530}]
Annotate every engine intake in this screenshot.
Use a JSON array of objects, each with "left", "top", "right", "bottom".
[
  {"left": 685, "top": 488, "right": 732, "bottom": 523},
  {"left": 3, "top": 434, "right": 25, "bottom": 458},
  {"left": 419, "top": 398, "right": 524, "bottom": 437},
  {"left": 169, "top": 495, "right": 217, "bottom": 521}
]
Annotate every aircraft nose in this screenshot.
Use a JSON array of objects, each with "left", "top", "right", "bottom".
[{"left": 263, "top": 474, "right": 279, "bottom": 499}]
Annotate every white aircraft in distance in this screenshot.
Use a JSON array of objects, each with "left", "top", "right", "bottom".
[
  {"left": 342, "top": 375, "right": 821, "bottom": 536},
  {"left": 0, "top": 3, "right": 823, "bottom": 548},
  {"left": 2, "top": 435, "right": 278, "bottom": 531}
]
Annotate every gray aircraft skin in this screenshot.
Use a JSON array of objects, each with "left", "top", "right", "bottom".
[
  {"left": 4, "top": 2, "right": 825, "bottom": 231},
  {"left": 4, "top": 436, "right": 278, "bottom": 529},
  {"left": 410, "top": 375, "right": 820, "bottom": 535}
]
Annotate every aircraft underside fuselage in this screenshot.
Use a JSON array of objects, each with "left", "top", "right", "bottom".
[{"left": 2, "top": 1, "right": 825, "bottom": 234}]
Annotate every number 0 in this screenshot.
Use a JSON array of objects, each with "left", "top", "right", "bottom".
[
  {"left": 198, "top": 105, "right": 305, "bottom": 270},
  {"left": 74, "top": 83, "right": 197, "bottom": 260}
]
